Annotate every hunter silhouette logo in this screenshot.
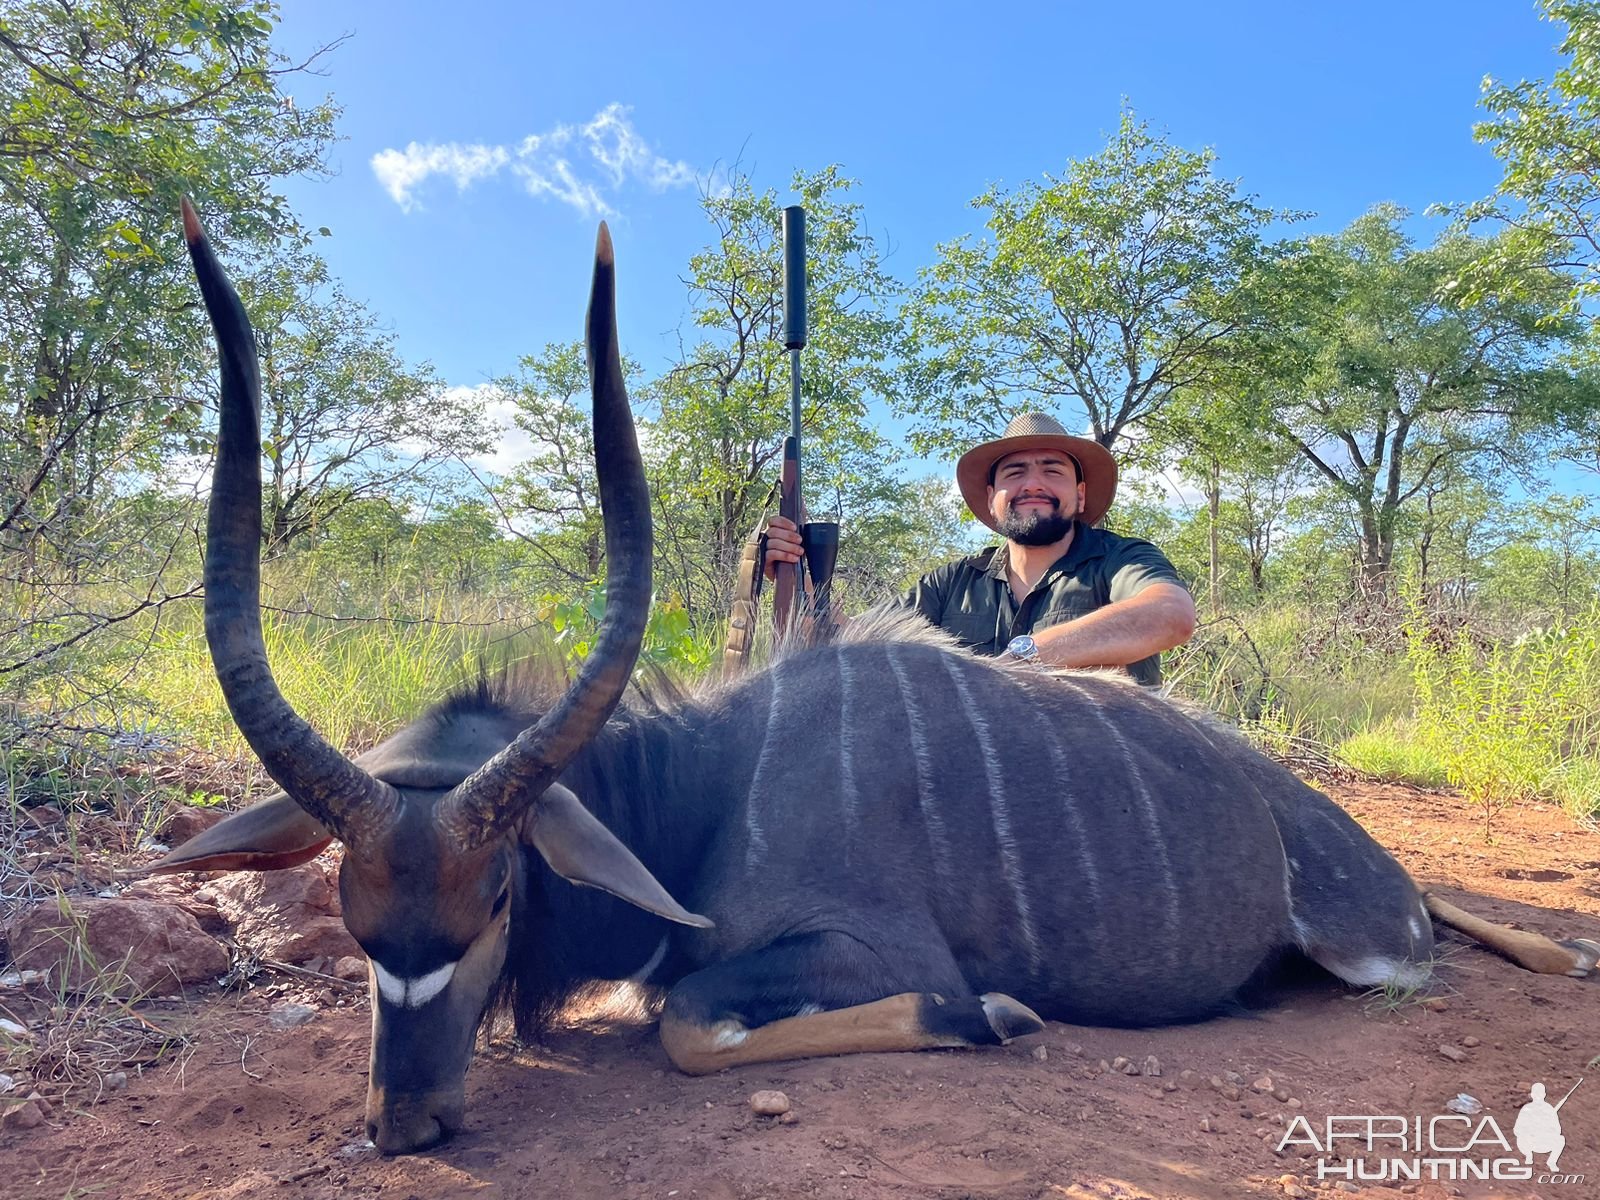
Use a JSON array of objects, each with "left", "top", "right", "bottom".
[
  {"left": 1515, "top": 1079, "right": 1582, "bottom": 1171},
  {"left": 1280, "top": 1076, "right": 1585, "bottom": 1185}
]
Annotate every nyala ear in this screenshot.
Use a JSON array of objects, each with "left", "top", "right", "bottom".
[
  {"left": 521, "top": 784, "right": 713, "bottom": 929},
  {"left": 144, "top": 793, "right": 333, "bottom": 874}
]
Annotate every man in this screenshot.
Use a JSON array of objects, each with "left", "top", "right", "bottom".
[{"left": 764, "top": 413, "right": 1195, "bottom": 684}]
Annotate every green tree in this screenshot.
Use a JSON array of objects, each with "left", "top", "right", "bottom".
[
  {"left": 647, "top": 166, "right": 910, "bottom": 619},
  {"left": 0, "top": 0, "right": 341, "bottom": 696},
  {"left": 899, "top": 106, "right": 1287, "bottom": 466},
  {"left": 0, "top": 0, "right": 338, "bottom": 550},
  {"left": 236, "top": 251, "right": 485, "bottom": 555},
  {"left": 1248, "top": 207, "right": 1597, "bottom": 588},
  {"left": 1450, "top": 1, "right": 1600, "bottom": 309},
  {"left": 491, "top": 341, "right": 640, "bottom": 587}
]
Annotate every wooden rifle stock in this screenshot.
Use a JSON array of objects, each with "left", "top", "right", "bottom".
[{"left": 772, "top": 435, "right": 801, "bottom": 635}]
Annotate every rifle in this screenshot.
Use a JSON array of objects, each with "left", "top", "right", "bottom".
[
  {"left": 773, "top": 205, "right": 840, "bottom": 637},
  {"left": 722, "top": 205, "right": 839, "bottom": 672}
]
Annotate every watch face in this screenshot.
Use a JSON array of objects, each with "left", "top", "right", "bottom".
[{"left": 1007, "top": 635, "right": 1037, "bottom": 660}]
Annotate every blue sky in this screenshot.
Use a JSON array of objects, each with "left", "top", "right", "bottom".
[{"left": 267, "top": 0, "right": 1573, "bottom": 475}]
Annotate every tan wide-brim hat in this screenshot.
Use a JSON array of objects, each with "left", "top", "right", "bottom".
[{"left": 955, "top": 412, "right": 1118, "bottom": 531}]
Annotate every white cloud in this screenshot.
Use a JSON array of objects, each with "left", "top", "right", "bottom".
[
  {"left": 372, "top": 104, "right": 699, "bottom": 218},
  {"left": 371, "top": 142, "right": 510, "bottom": 212}
]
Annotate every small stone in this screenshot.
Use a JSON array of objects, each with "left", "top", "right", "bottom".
[
  {"left": 1285, "top": 1097, "right": 1302, "bottom": 1109},
  {"left": 1336, "top": 1183, "right": 1358, "bottom": 1193},
  {"left": 1283, "top": 1185, "right": 1309, "bottom": 1199},
  {"left": 1180, "top": 1070, "right": 1195, "bottom": 1081},
  {"left": 1224, "top": 1070, "right": 1243, "bottom": 1085},
  {"left": 1462, "top": 1035, "right": 1480, "bottom": 1048},
  {"left": 1097, "top": 1059, "right": 1111, "bottom": 1073},
  {"left": 1209, "top": 1074, "right": 1226, "bottom": 1091},
  {"left": 269, "top": 1003, "right": 317, "bottom": 1030},
  {"left": 1141, "top": 1055, "right": 1162, "bottom": 1077},
  {"left": 777, "top": 1110, "right": 798, "bottom": 1125},
  {"left": 1253, "top": 1075, "right": 1276, "bottom": 1093},
  {"left": 1031, "top": 1045, "right": 1048, "bottom": 1062},
  {"left": 1198, "top": 1117, "right": 1213, "bottom": 1132},
  {"left": 103, "top": 1072, "right": 127, "bottom": 1092},
  {"left": 332, "top": 956, "right": 367, "bottom": 983},
  {"left": 1420, "top": 997, "right": 1448, "bottom": 1012},
  {"left": 0, "top": 1018, "right": 30, "bottom": 1039},
  {"left": 3, "top": 1100, "right": 44, "bottom": 1130},
  {"left": 749, "top": 1090, "right": 790, "bottom": 1117},
  {"left": 1110, "top": 1055, "right": 1132, "bottom": 1072},
  {"left": 1162, "top": 1082, "right": 1179, "bottom": 1093},
  {"left": 0, "top": 1074, "right": 12, "bottom": 1093},
  {"left": 1437, "top": 1044, "right": 1468, "bottom": 1064},
  {"left": 1274, "top": 1088, "right": 1292, "bottom": 1103},
  {"left": 26, "top": 1093, "right": 52, "bottom": 1118},
  {"left": 1221, "top": 1085, "right": 1241, "bottom": 1102}
]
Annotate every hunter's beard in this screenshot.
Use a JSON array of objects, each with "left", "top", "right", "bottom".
[{"left": 998, "top": 500, "right": 1075, "bottom": 546}]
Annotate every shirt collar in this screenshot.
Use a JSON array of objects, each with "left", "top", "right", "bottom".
[{"left": 985, "top": 520, "right": 1107, "bottom": 582}]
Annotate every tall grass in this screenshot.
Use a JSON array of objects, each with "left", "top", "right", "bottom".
[{"left": 1406, "top": 604, "right": 1600, "bottom": 826}]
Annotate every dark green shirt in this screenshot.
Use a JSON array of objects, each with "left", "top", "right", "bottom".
[{"left": 887, "top": 522, "right": 1188, "bottom": 685}]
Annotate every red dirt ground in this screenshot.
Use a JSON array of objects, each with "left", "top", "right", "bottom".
[{"left": 5, "top": 781, "right": 1599, "bottom": 1200}]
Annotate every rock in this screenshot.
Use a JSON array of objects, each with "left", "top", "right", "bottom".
[
  {"left": 749, "top": 1090, "right": 790, "bottom": 1117},
  {"left": 0, "top": 1018, "right": 29, "bottom": 1039},
  {"left": 332, "top": 956, "right": 368, "bottom": 982},
  {"left": 1224, "top": 1070, "right": 1243, "bottom": 1085},
  {"left": 777, "top": 1110, "right": 798, "bottom": 1125},
  {"left": 0, "top": 1074, "right": 12, "bottom": 1093},
  {"left": 1285, "top": 1097, "right": 1302, "bottom": 1109},
  {"left": 1161, "top": 1082, "right": 1178, "bottom": 1093},
  {"left": 1253, "top": 1075, "right": 1276, "bottom": 1093},
  {"left": 1437, "top": 1044, "right": 1468, "bottom": 1063},
  {"left": 3, "top": 1099, "right": 44, "bottom": 1130},
  {"left": 1420, "top": 996, "right": 1448, "bottom": 1012},
  {"left": 1283, "top": 1184, "right": 1309, "bottom": 1198},
  {"left": 1336, "top": 1183, "right": 1358, "bottom": 1193},
  {"left": 1110, "top": 1056, "right": 1132, "bottom": 1073},
  {"left": 1198, "top": 1117, "right": 1213, "bottom": 1132},
  {"left": 120, "top": 877, "right": 230, "bottom": 935},
  {"left": 103, "top": 1072, "right": 127, "bottom": 1092},
  {"left": 1221, "top": 1085, "right": 1241, "bottom": 1101},
  {"left": 1461, "top": 1035, "right": 1480, "bottom": 1048},
  {"left": 1141, "top": 1055, "right": 1162, "bottom": 1077},
  {"left": 210, "top": 859, "right": 358, "bottom": 966},
  {"left": 1031, "top": 1045, "right": 1048, "bottom": 1062},
  {"left": 7, "top": 897, "right": 229, "bottom": 996},
  {"left": 1274, "top": 1088, "right": 1292, "bottom": 1103},
  {"left": 26, "top": 1093, "right": 52, "bottom": 1118},
  {"left": 158, "top": 805, "right": 228, "bottom": 846},
  {"left": 270, "top": 1003, "right": 317, "bottom": 1030}
]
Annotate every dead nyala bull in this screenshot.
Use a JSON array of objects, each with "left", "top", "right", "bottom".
[{"left": 154, "top": 202, "right": 1600, "bottom": 1156}]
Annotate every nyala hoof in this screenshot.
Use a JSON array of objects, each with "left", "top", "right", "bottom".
[
  {"left": 980, "top": 993, "right": 1046, "bottom": 1043},
  {"left": 1560, "top": 938, "right": 1600, "bottom": 978}
]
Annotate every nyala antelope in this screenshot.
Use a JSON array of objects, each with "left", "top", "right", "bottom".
[{"left": 154, "top": 201, "right": 1599, "bottom": 1155}]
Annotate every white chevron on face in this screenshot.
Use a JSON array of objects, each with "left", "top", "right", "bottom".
[{"left": 372, "top": 959, "right": 458, "bottom": 1009}]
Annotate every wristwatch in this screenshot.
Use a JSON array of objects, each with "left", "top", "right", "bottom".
[{"left": 1004, "top": 635, "right": 1039, "bottom": 663}]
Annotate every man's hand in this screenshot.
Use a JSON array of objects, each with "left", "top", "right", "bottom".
[{"left": 763, "top": 514, "right": 805, "bottom": 582}]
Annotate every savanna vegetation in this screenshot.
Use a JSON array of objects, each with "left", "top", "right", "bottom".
[{"left": 6, "top": 0, "right": 1600, "bottom": 886}]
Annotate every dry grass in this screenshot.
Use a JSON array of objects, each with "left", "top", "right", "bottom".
[{"left": 2, "top": 895, "right": 190, "bottom": 1113}]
